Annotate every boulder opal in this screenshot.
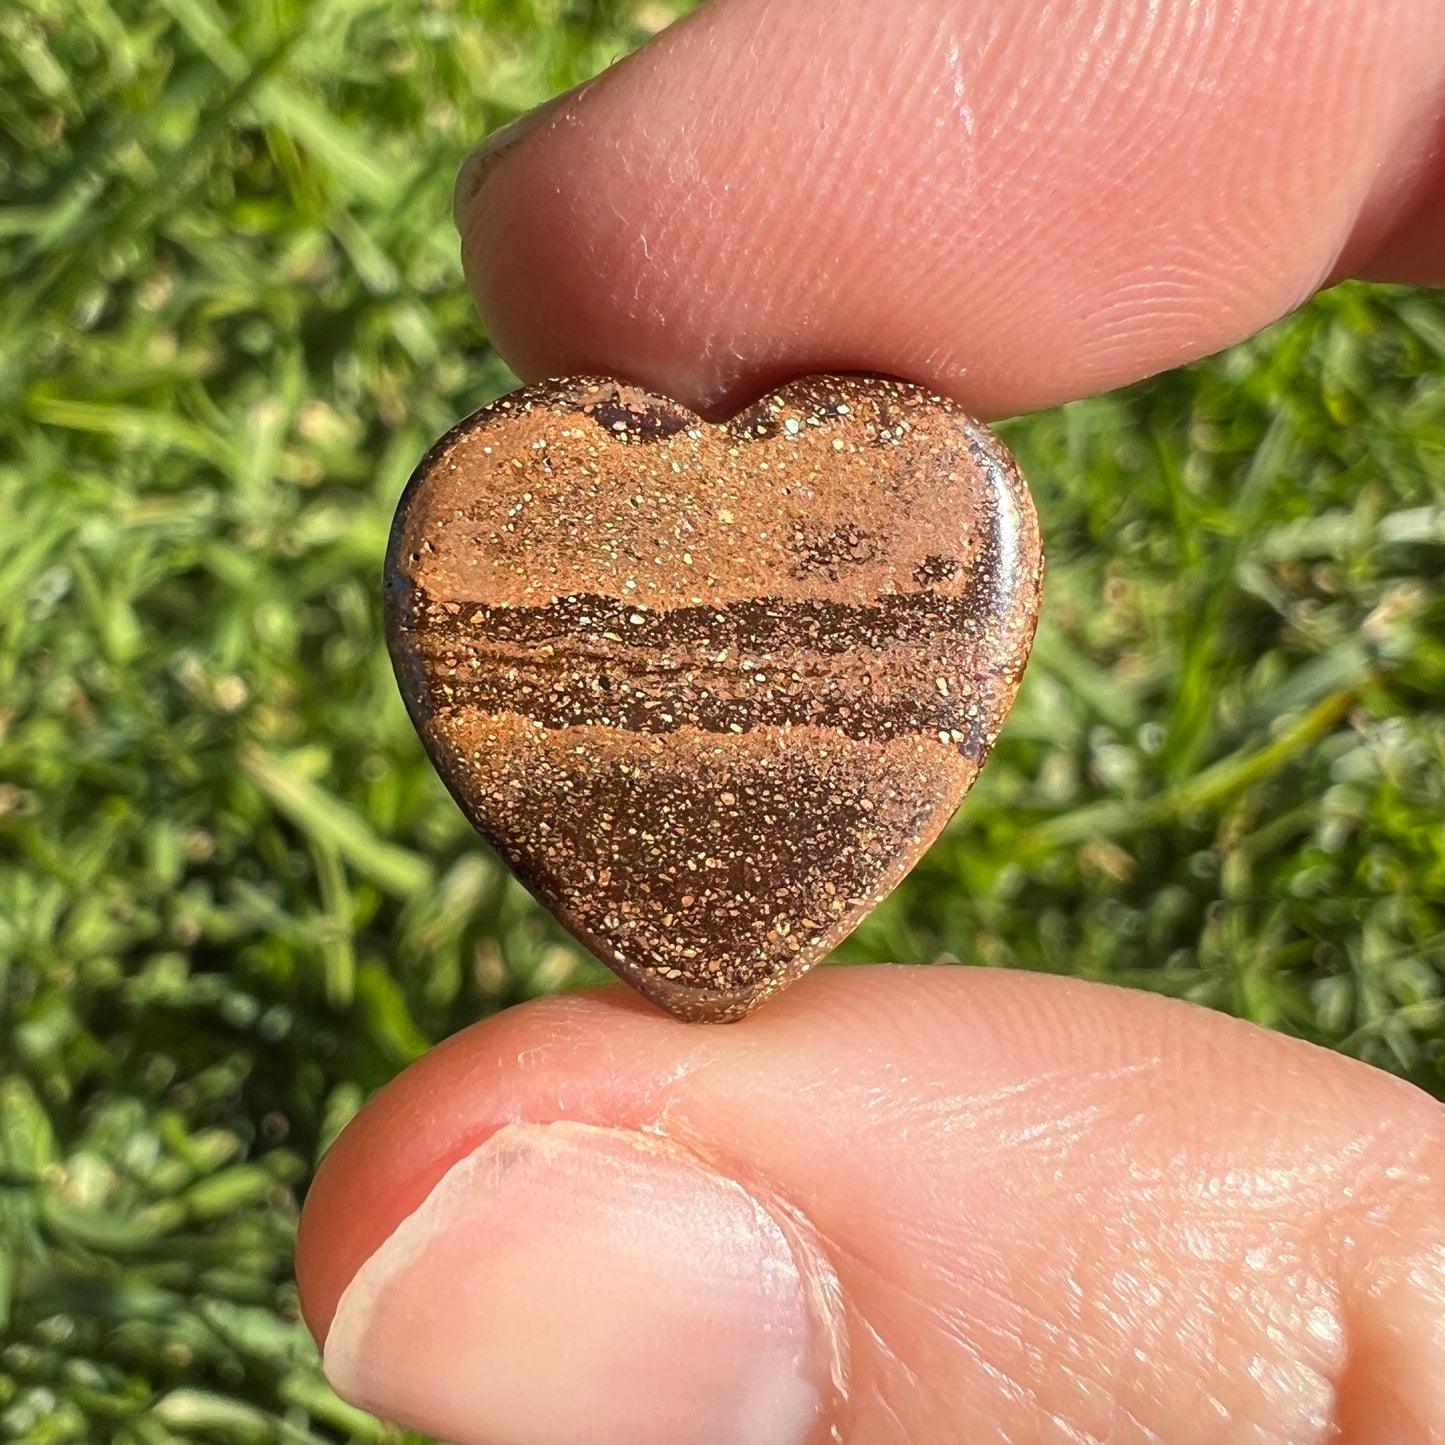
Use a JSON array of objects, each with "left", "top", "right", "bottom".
[{"left": 385, "top": 375, "right": 1042, "bottom": 1021}]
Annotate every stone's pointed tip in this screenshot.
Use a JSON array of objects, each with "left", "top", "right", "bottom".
[
  {"left": 633, "top": 971, "right": 763, "bottom": 1025},
  {"left": 386, "top": 375, "right": 1041, "bottom": 1020}
]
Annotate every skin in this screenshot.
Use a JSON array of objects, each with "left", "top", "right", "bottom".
[
  {"left": 457, "top": 0, "right": 1445, "bottom": 419},
  {"left": 299, "top": 1, "right": 1445, "bottom": 1439}
]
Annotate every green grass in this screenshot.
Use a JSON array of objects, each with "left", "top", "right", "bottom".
[{"left": 2, "top": 0, "right": 1443, "bottom": 1440}]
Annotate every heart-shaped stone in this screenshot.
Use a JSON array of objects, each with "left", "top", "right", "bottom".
[{"left": 385, "top": 375, "right": 1041, "bottom": 1022}]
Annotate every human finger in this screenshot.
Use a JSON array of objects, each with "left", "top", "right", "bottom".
[
  {"left": 455, "top": 0, "right": 1445, "bottom": 419},
  {"left": 298, "top": 967, "right": 1445, "bottom": 1444}
]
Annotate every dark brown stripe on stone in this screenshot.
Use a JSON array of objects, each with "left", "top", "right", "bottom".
[
  {"left": 409, "top": 575, "right": 1021, "bottom": 748},
  {"left": 411, "top": 582, "right": 1001, "bottom": 657},
  {"left": 425, "top": 666, "right": 1005, "bottom": 751}
]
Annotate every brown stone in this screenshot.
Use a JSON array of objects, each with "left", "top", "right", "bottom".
[{"left": 385, "top": 375, "right": 1042, "bottom": 1022}]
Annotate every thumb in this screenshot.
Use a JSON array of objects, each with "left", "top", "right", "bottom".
[{"left": 297, "top": 968, "right": 1445, "bottom": 1445}]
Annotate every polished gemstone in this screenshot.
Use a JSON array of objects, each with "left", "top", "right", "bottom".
[{"left": 385, "top": 375, "right": 1042, "bottom": 1021}]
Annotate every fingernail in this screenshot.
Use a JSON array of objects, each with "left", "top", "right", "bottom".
[
  {"left": 323, "top": 1122, "right": 841, "bottom": 1445},
  {"left": 453, "top": 88, "right": 578, "bottom": 234}
]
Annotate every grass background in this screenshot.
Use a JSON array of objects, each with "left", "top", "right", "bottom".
[{"left": 2, "top": 0, "right": 1443, "bottom": 1439}]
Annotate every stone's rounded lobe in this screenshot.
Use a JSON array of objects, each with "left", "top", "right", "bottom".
[{"left": 385, "top": 375, "right": 1042, "bottom": 1023}]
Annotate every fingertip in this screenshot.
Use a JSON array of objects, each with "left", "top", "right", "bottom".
[{"left": 458, "top": 0, "right": 1445, "bottom": 416}]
